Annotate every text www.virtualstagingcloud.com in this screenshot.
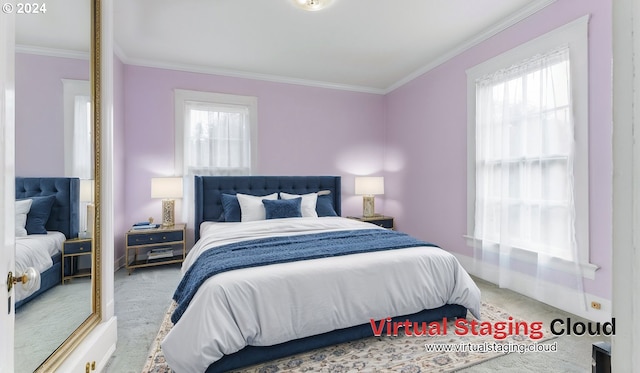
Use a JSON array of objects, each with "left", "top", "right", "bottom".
[{"left": 424, "top": 341, "right": 558, "bottom": 354}]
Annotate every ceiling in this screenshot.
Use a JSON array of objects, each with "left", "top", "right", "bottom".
[
  {"left": 16, "top": 0, "right": 554, "bottom": 93},
  {"left": 14, "top": 0, "right": 91, "bottom": 56}
]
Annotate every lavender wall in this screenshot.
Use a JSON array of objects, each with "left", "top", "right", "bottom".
[
  {"left": 15, "top": 53, "right": 90, "bottom": 176},
  {"left": 120, "top": 65, "right": 386, "bottom": 254},
  {"left": 385, "top": 0, "right": 612, "bottom": 299}
]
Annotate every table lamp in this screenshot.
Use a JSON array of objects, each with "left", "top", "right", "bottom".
[
  {"left": 151, "top": 177, "right": 183, "bottom": 227},
  {"left": 355, "top": 176, "right": 384, "bottom": 217},
  {"left": 80, "top": 179, "right": 94, "bottom": 238}
]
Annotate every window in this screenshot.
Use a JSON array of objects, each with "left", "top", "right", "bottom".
[
  {"left": 466, "top": 16, "right": 594, "bottom": 277},
  {"left": 62, "top": 79, "right": 92, "bottom": 178},
  {"left": 476, "top": 47, "right": 573, "bottom": 259},
  {"left": 175, "top": 90, "right": 257, "bottom": 226},
  {"left": 182, "top": 101, "right": 254, "bottom": 176},
  {"left": 63, "top": 79, "right": 92, "bottom": 233}
]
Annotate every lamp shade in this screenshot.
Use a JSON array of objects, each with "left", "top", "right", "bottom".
[
  {"left": 354, "top": 176, "right": 384, "bottom": 195},
  {"left": 151, "top": 177, "right": 183, "bottom": 199},
  {"left": 79, "top": 179, "right": 94, "bottom": 202}
]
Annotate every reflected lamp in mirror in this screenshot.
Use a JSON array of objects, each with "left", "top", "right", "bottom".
[
  {"left": 80, "top": 179, "right": 95, "bottom": 238},
  {"left": 151, "top": 177, "right": 183, "bottom": 227},
  {"left": 355, "top": 176, "right": 384, "bottom": 217}
]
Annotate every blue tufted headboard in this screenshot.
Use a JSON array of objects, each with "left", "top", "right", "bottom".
[
  {"left": 15, "top": 177, "right": 80, "bottom": 239},
  {"left": 194, "top": 175, "right": 341, "bottom": 242}
]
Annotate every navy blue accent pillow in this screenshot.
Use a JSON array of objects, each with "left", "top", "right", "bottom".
[
  {"left": 23, "top": 195, "right": 56, "bottom": 234},
  {"left": 262, "top": 198, "right": 302, "bottom": 220},
  {"left": 221, "top": 194, "right": 241, "bottom": 222},
  {"left": 316, "top": 194, "right": 338, "bottom": 217}
]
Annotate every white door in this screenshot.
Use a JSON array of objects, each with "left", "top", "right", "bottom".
[{"left": 0, "top": 5, "right": 16, "bottom": 373}]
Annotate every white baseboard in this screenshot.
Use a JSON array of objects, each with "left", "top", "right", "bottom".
[
  {"left": 55, "top": 316, "right": 117, "bottom": 373},
  {"left": 114, "top": 255, "right": 126, "bottom": 271},
  {"left": 453, "top": 253, "right": 611, "bottom": 323}
]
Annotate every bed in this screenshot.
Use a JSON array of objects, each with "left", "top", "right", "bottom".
[
  {"left": 14, "top": 177, "right": 80, "bottom": 309},
  {"left": 162, "top": 175, "right": 481, "bottom": 373}
]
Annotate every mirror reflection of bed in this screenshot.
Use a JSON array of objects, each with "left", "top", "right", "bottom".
[
  {"left": 13, "top": 178, "right": 92, "bottom": 373},
  {"left": 13, "top": 1, "right": 93, "bottom": 370}
]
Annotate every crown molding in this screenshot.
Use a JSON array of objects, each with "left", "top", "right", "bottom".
[
  {"left": 114, "top": 44, "right": 386, "bottom": 95},
  {"left": 384, "top": 0, "right": 557, "bottom": 93},
  {"left": 15, "top": 44, "right": 89, "bottom": 60}
]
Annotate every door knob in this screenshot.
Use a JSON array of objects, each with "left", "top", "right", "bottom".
[{"left": 6, "top": 267, "right": 39, "bottom": 293}]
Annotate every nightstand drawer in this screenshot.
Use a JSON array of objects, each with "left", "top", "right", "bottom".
[
  {"left": 127, "top": 230, "right": 184, "bottom": 246},
  {"left": 370, "top": 218, "right": 394, "bottom": 229},
  {"left": 64, "top": 240, "right": 92, "bottom": 255}
]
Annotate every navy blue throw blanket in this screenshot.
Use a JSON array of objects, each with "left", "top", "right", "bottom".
[{"left": 172, "top": 229, "right": 437, "bottom": 324}]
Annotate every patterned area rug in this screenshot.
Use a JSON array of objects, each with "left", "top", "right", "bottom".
[{"left": 142, "top": 302, "right": 555, "bottom": 373}]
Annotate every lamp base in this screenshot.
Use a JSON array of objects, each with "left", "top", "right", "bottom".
[
  {"left": 161, "top": 199, "right": 175, "bottom": 227},
  {"left": 362, "top": 195, "right": 376, "bottom": 217},
  {"left": 85, "top": 204, "right": 95, "bottom": 238}
]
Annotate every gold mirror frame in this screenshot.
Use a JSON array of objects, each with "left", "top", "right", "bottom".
[{"left": 33, "top": 0, "right": 102, "bottom": 371}]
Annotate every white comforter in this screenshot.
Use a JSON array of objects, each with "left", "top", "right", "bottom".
[
  {"left": 162, "top": 217, "right": 481, "bottom": 373},
  {"left": 14, "top": 231, "right": 66, "bottom": 302}
]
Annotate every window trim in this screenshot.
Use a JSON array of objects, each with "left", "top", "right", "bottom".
[
  {"left": 465, "top": 15, "right": 595, "bottom": 277},
  {"left": 174, "top": 89, "right": 258, "bottom": 175}
]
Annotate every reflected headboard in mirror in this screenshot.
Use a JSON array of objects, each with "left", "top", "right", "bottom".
[{"left": 15, "top": 177, "right": 80, "bottom": 239}]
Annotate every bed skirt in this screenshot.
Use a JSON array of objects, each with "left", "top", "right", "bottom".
[{"left": 205, "top": 303, "right": 468, "bottom": 373}]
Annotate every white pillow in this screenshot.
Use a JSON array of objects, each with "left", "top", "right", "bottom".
[
  {"left": 15, "top": 199, "right": 33, "bottom": 237},
  {"left": 236, "top": 193, "right": 278, "bottom": 222},
  {"left": 280, "top": 192, "right": 318, "bottom": 218}
]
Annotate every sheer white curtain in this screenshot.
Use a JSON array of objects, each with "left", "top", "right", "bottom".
[
  {"left": 181, "top": 101, "right": 253, "bottom": 229},
  {"left": 72, "top": 96, "right": 93, "bottom": 178},
  {"left": 63, "top": 79, "right": 93, "bottom": 234},
  {"left": 72, "top": 95, "right": 92, "bottom": 234},
  {"left": 473, "top": 46, "right": 585, "bottom": 306},
  {"left": 185, "top": 102, "right": 252, "bottom": 176}
]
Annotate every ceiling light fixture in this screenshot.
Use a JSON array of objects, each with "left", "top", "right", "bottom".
[{"left": 292, "top": 0, "right": 333, "bottom": 11}]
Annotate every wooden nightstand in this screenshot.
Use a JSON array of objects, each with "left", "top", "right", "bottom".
[
  {"left": 62, "top": 238, "right": 93, "bottom": 283},
  {"left": 125, "top": 223, "right": 186, "bottom": 274},
  {"left": 347, "top": 215, "right": 395, "bottom": 229}
]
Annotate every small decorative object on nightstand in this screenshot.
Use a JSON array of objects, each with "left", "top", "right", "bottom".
[
  {"left": 62, "top": 238, "right": 93, "bottom": 283},
  {"left": 125, "top": 223, "right": 186, "bottom": 274},
  {"left": 347, "top": 215, "right": 394, "bottom": 230}
]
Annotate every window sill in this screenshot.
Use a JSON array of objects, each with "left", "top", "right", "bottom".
[{"left": 463, "top": 235, "right": 599, "bottom": 280}]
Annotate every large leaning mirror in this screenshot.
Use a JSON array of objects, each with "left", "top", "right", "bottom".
[{"left": 13, "top": 0, "right": 101, "bottom": 371}]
